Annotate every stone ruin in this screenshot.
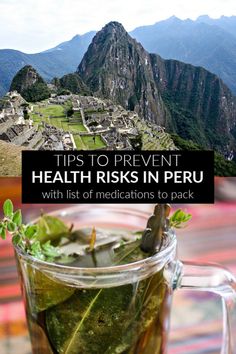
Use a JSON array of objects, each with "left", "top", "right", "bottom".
[
  {"left": 40, "top": 123, "right": 74, "bottom": 150},
  {"left": 0, "top": 92, "right": 74, "bottom": 151}
]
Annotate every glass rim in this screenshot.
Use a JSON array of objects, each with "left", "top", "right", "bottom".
[
  {"left": 14, "top": 205, "right": 177, "bottom": 275},
  {"left": 14, "top": 232, "right": 177, "bottom": 275}
]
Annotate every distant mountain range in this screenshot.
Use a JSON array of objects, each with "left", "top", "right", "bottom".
[
  {"left": 1, "top": 15, "right": 236, "bottom": 95},
  {"left": 2, "top": 15, "right": 236, "bottom": 96},
  {"left": 0, "top": 31, "right": 95, "bottom": 96},
  {"left": 196, "top": 15, "right": 236, "bottom": 37},
  {"left": 131, "top": 15, "right": 236, "bottom": 94}
]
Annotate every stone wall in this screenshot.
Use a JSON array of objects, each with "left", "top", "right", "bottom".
[
  {"left": 25, "top": 130, "right": 43, "bottom": 149},
  {"left": 13, "top": 127, "right": 36, "bottom": 145},
  {"left": 0, "top": 115, "right": 16, "bottom": 133}
]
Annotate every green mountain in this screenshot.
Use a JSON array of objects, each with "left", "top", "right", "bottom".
[
  {"left": 171, "top": 134, "right": 236, "bottom": 176},
  {"left": 10, "top": 65, "right": 51, "bottom": 102},
  {"left": 52, "top": 73, "right": 91, "bottom": 95},
  {"left": 77, "top": 22, "right": 236, "bottom": 156}
]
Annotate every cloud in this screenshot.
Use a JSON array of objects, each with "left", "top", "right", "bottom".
[{"left": 0, "top": 0, "right": 236, "bottom": 52}]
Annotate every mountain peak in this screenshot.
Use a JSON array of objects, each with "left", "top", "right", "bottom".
[
  {"left": 10, "top": 65, "right": 40, "bottom": 84},
  {"left": 78, "top": 22, "right": 168, "bottom": 125},
  {"left": 196, "top": 15, "right": 212, "bottom": 23},
  {"left": 169, "top": 15, "right": 180, "bottom": 21},
  {"left": 21, "top": 64, "right": 35, "bottom": 71},
  {"left": 83, "top": 21, "right": 129, "bottom": 51},
  {"left": 103, "top": 21, "right": 126, "bottom": 31},
  {"left": 97, "top": 21, "right": 127, "bottom": 38},
  {"left": 10, "top": 65, "right": 50, "bottom": 102}
]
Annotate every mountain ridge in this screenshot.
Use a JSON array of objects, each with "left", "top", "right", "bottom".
[{"left": 130, "top": 16, "right": 236, "bottom": 94}]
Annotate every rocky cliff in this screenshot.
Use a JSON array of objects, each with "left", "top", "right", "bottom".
[
  {"left": 151, "top": 55, "right": 236, "bottom": 151},
  {"left": 78, "top": 22, "right": 236, "bottom": 154},
  {"left": 78, "top": 22, "right": 169, "bottom": 126}
]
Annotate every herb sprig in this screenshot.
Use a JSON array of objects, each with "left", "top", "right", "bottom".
[
  {"left": 169, "top": 208, "right": 192, "bottom": 228},
  {"left": 0, "top": 200, "right": 192, "bottom": 263},
  {"left": 0, "top": 199, "right": 60, "bottom": 261}
]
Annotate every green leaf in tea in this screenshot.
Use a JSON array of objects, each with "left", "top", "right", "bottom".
[
  {"left": 46, "top": 285, "right": 135, "bottom": 354},
  {"left": 25, "top": 265, "right": 75, "bottom": 312},
  {"left": 45, "top": 269, "right": 167, "bottom": 354},
  {"left": 113, "top": 239, "right": 146, "bottom": 265},
  {"left": 42, "top": 241, "right": 61, "bottom": 260},
  {"left": 45, "top": 235, "right": 167, "bottom": 354},
  {"left": 35, "top": 214, "right": 70, "bottom": 244}
]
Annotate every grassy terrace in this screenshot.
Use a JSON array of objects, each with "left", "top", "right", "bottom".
[
  {"left": 30, "top": 105, "right": 87, "bottom": 133},
  {"left": 30, "top": 104, "right": 106, "bottom": 150},
  {"left": 73, "top": 135, "right": 106, "bottom": 150}
]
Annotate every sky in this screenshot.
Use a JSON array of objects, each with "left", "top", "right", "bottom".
[{"left": 0, "top": 0, "right": 236, "bottom": 53}]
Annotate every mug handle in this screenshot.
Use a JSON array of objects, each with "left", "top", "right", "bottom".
[{"left": 174, "top": 260, "right": 236, "bottom": 354}]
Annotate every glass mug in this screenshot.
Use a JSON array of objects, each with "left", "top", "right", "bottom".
[{"left": 15, "top": 205, "right": 236, "bottom": 354}]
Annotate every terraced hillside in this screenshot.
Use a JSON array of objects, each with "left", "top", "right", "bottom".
[
  {"left": 30, "top": 103, "right": 106, "bottom": 150},
  {"left": 134, "top": 118, "right": 177, "bottom": 150}
]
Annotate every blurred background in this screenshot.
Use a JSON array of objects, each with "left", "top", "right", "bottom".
[{"left": 0, "top": 177, "right": 236, "bottom": 354}]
